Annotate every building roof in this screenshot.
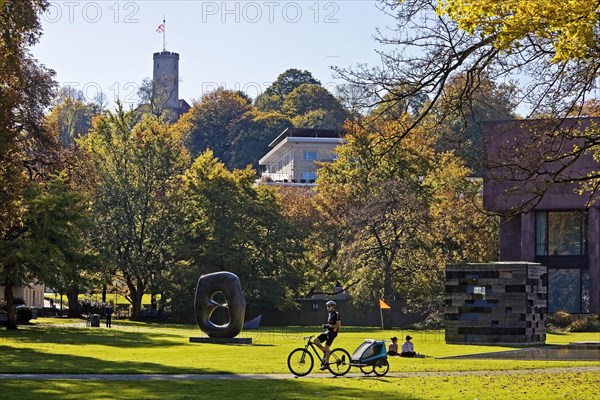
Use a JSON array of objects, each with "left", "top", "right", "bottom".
[
  {"left": 267, "top": 127, "right": 342, "bottom": 148},
  {"left": 259, "top": 128, "right": 344, "bottom": 166}
]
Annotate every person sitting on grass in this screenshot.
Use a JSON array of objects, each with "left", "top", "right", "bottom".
[
  {"left": 401, "top": 335, "right": 417, "bottom": 357},
  {"left": 387, "top": 336, "right": 400, "bottom": 356}
]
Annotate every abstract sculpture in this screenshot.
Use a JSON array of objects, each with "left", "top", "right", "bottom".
[{"left": 194, "top": 271, "right": 246, "bottom": 338}]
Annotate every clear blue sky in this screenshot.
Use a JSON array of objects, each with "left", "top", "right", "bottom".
[{"left": 32, "top": 1, "right": 396, "bottom": 108}]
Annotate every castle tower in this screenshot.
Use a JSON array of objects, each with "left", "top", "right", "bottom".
[{"left": 152, "top": 51, "right": 179, "bottom": 110}]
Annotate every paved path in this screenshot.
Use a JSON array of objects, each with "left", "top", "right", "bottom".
[{"left": 2, "top": 366, "right": 599, "bottom": 380}]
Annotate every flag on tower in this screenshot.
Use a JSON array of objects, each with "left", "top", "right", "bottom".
[{"left": 156, "top": 23, "right": 164, "bottom": 33}]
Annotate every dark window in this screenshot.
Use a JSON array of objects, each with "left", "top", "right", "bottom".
[
  {"left": 548, "top": 269, "right": 579, "bottom": 313},
  {"left": 535, "top": 211, "right": 588, "bottom": 256},
  {"left": 582, "top": 270, "right": 590, "bottom": 313}
]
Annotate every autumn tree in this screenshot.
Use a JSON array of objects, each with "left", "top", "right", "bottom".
[
  {"left": 166, "top": 151, "right": 305, "bottom": 315},
  {"left": 255, "top": 68, "right": 321, "bottom": 112},
  {"left": 316, "top": 118, "right": 497, "bottom": 316},
  {"left": 0, "top": 0, "right": 58, "bottom": 328},
  {"left": 256, "top": 69, "right": 350, "bottom": 130},
  {"left": 1, "top": 174, "right": 98, "bottom": 319},
  {"left": 136, "top": 77, "right": 179, "bottom": 121},
  {"left": 228, "top": 109, "right": 292, "bottom": 170},
  {"left": 282, "top": 83, "right": 349, "bottom": 130},
  {"left": 79, "top": 106, "right": 190, "bottom": 320},
  {"left": 335, "top": 0, "right": 600, "bottom": 201},
  {"left": 175, "top": 88, "right": 252, "bottom": 162},
  {"left": 46, "top": 86, "right": 100, "bottom": 147},
  {"left": 274, "top": 186, "right": 345, "bottom": 299},
  {"left": 428, "top": 73, "right": 517, "bottom": 176}
]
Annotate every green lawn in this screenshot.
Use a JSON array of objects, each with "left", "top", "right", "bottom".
[{"left": 1, "top": 319, "right": 599, "bottom": 399}]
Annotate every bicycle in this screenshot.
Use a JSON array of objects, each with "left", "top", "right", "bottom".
[{"left": 287, "top": 334, "right": 351, "bottom": 376}]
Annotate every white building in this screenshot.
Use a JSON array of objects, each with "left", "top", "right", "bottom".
[
  {"left": 259, "top": 128, "right": 344, "bottom": 185},
  {"left": 0, "top": 282, "right": 45, "bottom": 308}
]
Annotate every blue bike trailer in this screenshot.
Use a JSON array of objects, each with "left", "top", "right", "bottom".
[{"left": 350, "top": 339, "right": 388, "bottom": 365}]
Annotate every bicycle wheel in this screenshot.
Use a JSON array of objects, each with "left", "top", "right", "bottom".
[
  {"left": 360, "top": 365, "right": 374, "bottom": 374},
  {"left": 373, "top": 359, "right": 390, "bottom": 376},
  {"left": 327, "top": 348, "right": 351, "bottom": 376},
  {"left": 287, "top": 348, "right": 314, "bottom": 376}
]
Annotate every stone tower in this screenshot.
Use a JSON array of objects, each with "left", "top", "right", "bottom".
[{"left": 152, "top": 51, "right": 179, "bottom": 110}]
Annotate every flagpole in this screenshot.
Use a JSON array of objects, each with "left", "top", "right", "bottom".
[
  {"left": 378, "top": 299, "right": 390, "bottom": 329},
  {"left": 162, "top": 17, "right": 166, "bottom": 51}
]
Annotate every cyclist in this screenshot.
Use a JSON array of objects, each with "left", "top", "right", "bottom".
[{"left": 313, "top": 300, "right": 341, "bottom": 370}]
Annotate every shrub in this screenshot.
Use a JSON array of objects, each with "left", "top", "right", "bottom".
[
  {"left": 548, "top": 311, "right": 574, "bottom": 327},
  {"left": 407, "top": 312, "right": 444, "bottom": 330},
  {"left": 78, "top": 300, "right": 105, "bottom": 316},
  {"left": 567, "top": 315, "right": 600, "bottom": 332},
  {"left": 16, "top": 306, "right": 32, "bottom": 324},
  {"left": 13, "top": 297, "right": 25, "bottom": 306}
]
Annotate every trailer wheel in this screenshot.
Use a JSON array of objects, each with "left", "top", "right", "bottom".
[
  {"left": 373, "top": 359, "right": 389, "bottom": 376},
  {"left": 360, "top": 365, "right": 373, "bottom": 374}
]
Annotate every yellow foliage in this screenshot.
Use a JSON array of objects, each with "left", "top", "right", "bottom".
[{"left": 437, "top": 0, "right": 600, "bottom": 61}]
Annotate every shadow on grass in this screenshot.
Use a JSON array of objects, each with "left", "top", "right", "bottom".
[
  {"left": 0, "top": 379, "right": 424, "bottom": 400},
  {"left": 0, "top": 345, "right": 231, "bottom": 374},
  {"left": 1, "top": 324, "right": 184, "bottom": 347}
]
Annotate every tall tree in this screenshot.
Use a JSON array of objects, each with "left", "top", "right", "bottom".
[
  {"left": 255, "top": 68, "right": 321, "bottom": 111},
  {"left": 0, "top": 0, "right": 57, "bottom": 329},
  {"left": 175, "top": 88, "right": 251, "bottom": 163},
  {"left": 316, "top": 118, "right": 497, "bottom": 315},
  {"left": 228, "top": 109, "right": 292, "bottom": 170},
  {"left": 429, "top": 73, "right": 517, "bottom": 176},
  {"left": 136, "top": 77, "right": 178, "bottom": 121},
  {"left": 282, "top": 83, "right": 349, "bottom": 130},
  {"left": 46, "top": 86, "right": 100, "bottom": 147},
  {"left": 335, "top": 0, "right": 600, "bottom": 202},
  {"left": 168, "top": 151, "right": 305, "bottom": 314},
  {"left": 1, "top": 174, "right": 97, "bottom": 319},
  {"left": 79, "top": 106, "right": 189, "bottom": 320}
]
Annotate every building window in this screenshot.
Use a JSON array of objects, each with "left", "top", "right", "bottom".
[
  {"left": 535, "top": 211, "right": 588, "bottom": 256},
  {"left": 330, "top": 152, "right": 338, "bottom": 161},
  {"left": 303, "top": 151, "right": 317, "bottom": 161},
  {"left": 302, "top": 171, "right": 317, "bottom": 181},
  {"left": 548, "top": 269, "right": 582, "bottom": 313},
  {"left": 582, "top": 270, "right": 590, "bottom": 313}
]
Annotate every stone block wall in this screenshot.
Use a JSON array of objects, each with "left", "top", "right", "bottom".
[{"left": 445, "top": 262, "right": 547, "bottom": 344}]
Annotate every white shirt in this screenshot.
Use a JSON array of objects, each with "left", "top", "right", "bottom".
[{"left": 401, "top": 341, "right": 414, "bottom": 353}]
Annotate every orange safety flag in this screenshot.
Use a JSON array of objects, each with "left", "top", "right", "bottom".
[{"left": 379, "top": 299, "right": 391, "bottom": 309}]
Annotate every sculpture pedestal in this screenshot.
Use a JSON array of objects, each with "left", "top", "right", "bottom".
[{"left": 189, "top": 337, "right": 252, "bottom": 344}]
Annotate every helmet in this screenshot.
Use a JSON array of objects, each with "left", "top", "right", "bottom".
[{"left": 326, "top": 300, "right": 336, "bottom": 307}]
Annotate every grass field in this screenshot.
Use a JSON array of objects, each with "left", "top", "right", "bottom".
[{"left": 1, "top": 318, "right": 599, "bottom": 399}]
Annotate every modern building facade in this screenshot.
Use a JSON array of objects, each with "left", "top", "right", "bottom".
[
  {"left": 483, "top": 118, "right": 600, "bottom": 314},
  {"left": 259, "top": 127, "right": 344, "bottom": 184}
]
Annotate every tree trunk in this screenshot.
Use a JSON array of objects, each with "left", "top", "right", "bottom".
[
  {"left": 130, "top": 293, "right": 143, "bottom": 321},
  {"left": 66, "top": 288, "right": 80, "bottom": 317},
  {"left": 383, "top": 261, "right": 395, "bottom": 329},
  {"left": 3, "top": 276, "right": 18, "bottom": 330},
  {"left": 127, "top": 284, "right": 145, "bottom": 321}
]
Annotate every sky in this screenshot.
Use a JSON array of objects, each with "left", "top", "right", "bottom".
[{"left": 32, "top": 1, "right": 398, "bottom": 108}]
